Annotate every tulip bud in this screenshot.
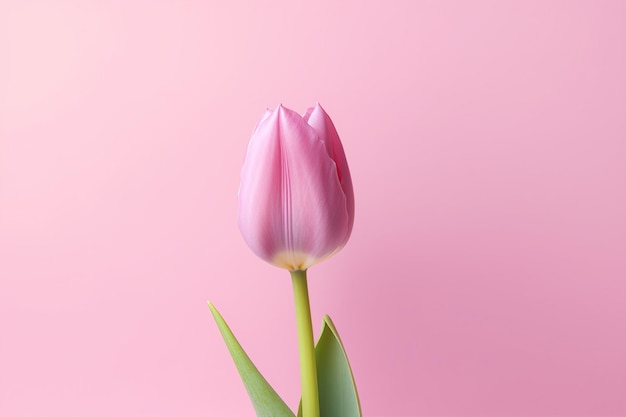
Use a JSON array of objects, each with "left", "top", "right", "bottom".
[{"left": 238, "top": 104, "right": 354, "bottom": 271}]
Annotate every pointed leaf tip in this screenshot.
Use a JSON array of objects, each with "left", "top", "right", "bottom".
[
  {"left": 208, "top": 303, "right": 295, "bottom": 417},
  {"left": 315, "top": 315, "right": 362, "bottom": 417},
  {"left": 298, "top": 315, "right": 362, "bottom": 417}
]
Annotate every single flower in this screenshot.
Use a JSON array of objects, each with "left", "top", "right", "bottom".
[{"left": 238, "top": 103, "right": 354, "bottom": 271}]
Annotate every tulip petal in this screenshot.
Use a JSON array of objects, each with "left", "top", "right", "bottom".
[
  {"left": 251, "top": 109, "right": 272, "bottom": 135},
  {"left": 304, "top": 104, "right": 355, "bottom": 242},
  {"left": 238, "top": 105, "right": 350, "bottom": 270}
]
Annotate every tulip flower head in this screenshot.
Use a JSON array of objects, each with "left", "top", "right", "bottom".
[{"left": 238, "top": 104, "right": 354, "bottom": 271}]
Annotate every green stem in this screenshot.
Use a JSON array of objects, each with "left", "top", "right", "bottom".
[{"left": 290, "top": 269, "right": 320, "bottom": 417}]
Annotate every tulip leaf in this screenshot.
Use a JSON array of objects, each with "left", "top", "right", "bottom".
[
  {"left": 297, "top": 315, "right": 362, "bottom": 417},
  {"left": 208, "top": 302, "right": 295, "bottom": 417}
]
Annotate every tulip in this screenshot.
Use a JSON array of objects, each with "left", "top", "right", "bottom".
[
  {"left": 238, "top": 103, "right": 354, "bottom": 272},
  {"left": 237, "top": 104, "right": 354, "bottom": 417}
]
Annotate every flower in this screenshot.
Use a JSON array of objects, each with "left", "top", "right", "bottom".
[{"left": 238, "top": 103, "right": 354, "bottom": 271}]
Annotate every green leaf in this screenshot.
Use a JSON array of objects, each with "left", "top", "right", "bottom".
[
  {"left": 298, "top": 315, "right": 362, "bottom": 417},
  {"left": 208, "top": 302, "right": 295, "bottom": 417}
]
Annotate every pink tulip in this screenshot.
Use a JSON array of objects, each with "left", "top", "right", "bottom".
[{"left": 238, "top": 104, "right": 354, "bottom": 271}]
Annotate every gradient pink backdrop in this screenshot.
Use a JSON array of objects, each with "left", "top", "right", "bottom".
[{"left": 1, "top": 1, "right": 625, "bottom": 416}]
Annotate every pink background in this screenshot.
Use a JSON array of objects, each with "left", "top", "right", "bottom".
[{"left": 1, "top": 1, "right": 625, "bottom": 416}]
